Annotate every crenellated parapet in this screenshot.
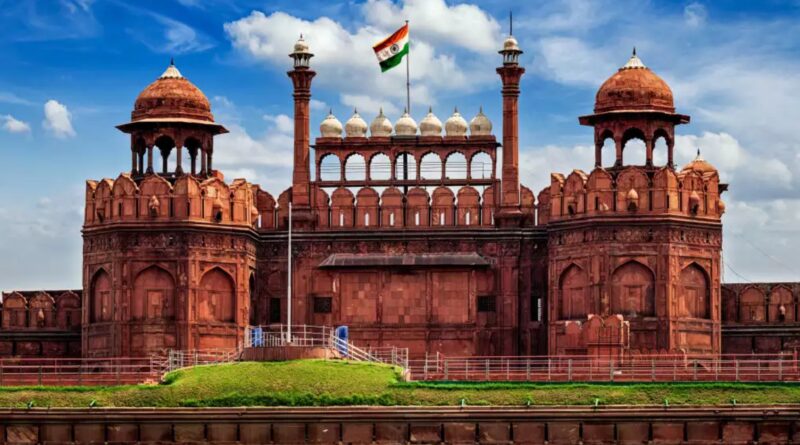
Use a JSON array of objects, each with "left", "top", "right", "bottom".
[
  {"left": 546, "top": 163, "right": 725, "bottom": 224},
  {"left": 84, "top": 172, "right": 265, "bottom": 230},
  {"left": 0, "top": 290, "right": 81, "bottom": 331}
]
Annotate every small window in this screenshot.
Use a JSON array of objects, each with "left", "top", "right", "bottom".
[
  {"left": 389, "top": 212, "right": 395, "bottom": 226},
  {"left": 465, "top": 211, "right": 471, "bottom": 225},
  {"left": 269, "top": 298, "right": 281, "bottom": 323},
  {"left": 415, "top": 211, "right": 420, "bottom": 226},
  {"left": 365, "top": 213, "right": 370, "bottom": 227},
  {"left": 439, "top": 212, "right": 445, "bottom": 225},
  {"left": 313, "top": 296, "right": 332, "bottom": 313},
  {"left": 531, "top": 295, "right": 543, "bottom": 321},
  {"left": 478, "top": 295, "right": 496, "bottom": 313},
  {"left": 339, "top": 211, "right": 344, "bottom": 227}
]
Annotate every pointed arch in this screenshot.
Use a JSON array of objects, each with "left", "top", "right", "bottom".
[
  {"left": 132, "top": 265, "right": 176, "bottom": 321},
  {"left": 677, "top": 263, "right": 710, "bottom": 319},
  {"left": 610, "top": 260, "right": 655, "bottom": 317},
  {"left": 769, "top": 284, "right": 794, "bottom": 322},
  {"left": 90, "top": 268, "right": 112, "bottom": 323},
  {"left": 198, "top": 267, "right": 236, "bottom": 323},
  {"left": 739, "top": 286, "right": 766, "bottom": 323},
  {"left": 29, "top": 293, "right": 56, "bottom": 328},
  {"left": 559, "top": 264, "right": 590, "bottom": 320},
  {"left": 56, "top": 291, "right": 81, "bottom": 329}
]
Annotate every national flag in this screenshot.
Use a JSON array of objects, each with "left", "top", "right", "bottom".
[{"left": 373, "top": 24, "right": 409, "bottom": 72}]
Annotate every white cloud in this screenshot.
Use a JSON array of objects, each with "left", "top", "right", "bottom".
[
  {"left": 223, "top": 4, "right": 495, "bottom": 116},
  {"left": 310, "top": 98, "right": 328, "bottom": 111},
  {"left": 2, "top": 115, "right": 31, "bottom": 134},
  {"left": 362, "top": 0, "right": 501, "bottom": 53},
  {"left": 340, "top": 94, "right": 400, "bottom": 117},
  {"left": 42, "top": 99, "right": 76, "bottom": 138},
  {"left": 533, "top": 37, "right": 616, "bottom": 87},
  {"left": 684, "top": 2, "right": 708, "bottom": 28}
]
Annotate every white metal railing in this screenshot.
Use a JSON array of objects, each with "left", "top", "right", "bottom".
[
  {"left": 245, "top": 324, "right": 409, "bottom": 369},
  {"left": 408, "top": 353, "right": 800, "bottom": 382}
]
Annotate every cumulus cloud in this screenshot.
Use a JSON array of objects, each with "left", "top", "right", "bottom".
[
  {"left": 362, "top": 0, "right": 501, "bottom": 53},
  {"left": 42, "top": 100, "right": 76, "bottom": 138},
  {"left": 211, "top": 96, "right": 296, "bottom": 191},
  {"left": 533, "top": 37, "right": 616, "bottom": 87},
  {"left": 223, "top": 1, "right": 498, "bottom": 116},
  {"left": 2, "top": 115, "right": 31, "bottom": 134}
]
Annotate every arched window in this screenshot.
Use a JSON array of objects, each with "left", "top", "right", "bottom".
[
  {"left": 90, "top": 269, "right": 112, "bottom": 323},
  {"left": 319, "top": 154, "right": 341, "bottom": 181},
  {"left": 344, "top": 154, "right": 366, "bottom": 181},
  {"left": 653, "top": 132, "right": 670, "bottom": 165},
  {"left": 470, "top": 152, "right": 493, "bottom": 179},
  {"left": 677, "top": 264, "right": 709, "bottom": 318},
  {"left": 621, "top": 128, "right": 646, "bottom": 166},
  {"left": 610, "top": 261, "right": 655, "bottom": 317},
  {"left": 395, "top": 152, "right": 417, "bottom": 180},
  {"left": 559, "top": 265, "right": 590, "bottom": 320},
  {"left": 198, "top": 268, "right": 235, "bottom": 323},
  {"left": 419, "top": 153, "right": 442, "bottom": 180},
  {"left": 370, "top": 153, "right": 391, "bottom": 180},
  {"left": 445, "top": 152, "right": 467, "bottom": 180},
  {"left": 132, "top": 266, "right": 175, "bottom": 321}
]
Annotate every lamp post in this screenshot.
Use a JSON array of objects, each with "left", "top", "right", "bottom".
[{"left": 286, "top": 202, "right": 293, "bottom": 343}]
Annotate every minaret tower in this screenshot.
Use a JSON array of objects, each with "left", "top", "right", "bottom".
[
  {"left": 287, "top": 35, "right": 316, "bottom": 228},
  {"left": 495, "top": 15, "right": 525, "bottom": 227}
]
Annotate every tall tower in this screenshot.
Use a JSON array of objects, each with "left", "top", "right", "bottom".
[
  {"left": 545, "top": 51, "right": 725, "bottom": 358},
  {"left": 83, "top": 61, "right": 258, "bottom": 357},
  {"left": 495, "top": 29, "right": 525, "bottom": 227},
  {"left": 287, "top": 35, "right": 317, "bottom": 228}
]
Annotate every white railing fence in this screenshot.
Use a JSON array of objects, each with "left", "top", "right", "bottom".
[{"left": 245, "top": 324, "right": 409, "bottom": 370}]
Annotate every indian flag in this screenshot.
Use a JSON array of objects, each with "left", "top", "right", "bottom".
[{"left": 373, "top": 24, "right": 409, "bottom": 72}]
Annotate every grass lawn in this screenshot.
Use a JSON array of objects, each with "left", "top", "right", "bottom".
[{"left": 0, "top": 360, "right": 799, "bottom": 408}]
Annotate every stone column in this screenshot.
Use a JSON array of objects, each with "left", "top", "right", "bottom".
[
  {"left": 495, "top": 61, "right": 525, "bottom": 227},
  {"left": 287, "top": 65, "right": 317, "bottom": 228}
]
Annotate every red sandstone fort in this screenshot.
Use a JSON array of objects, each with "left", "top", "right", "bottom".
[{"left": 1, "top": 34, "right": 797, "bottom": 360}]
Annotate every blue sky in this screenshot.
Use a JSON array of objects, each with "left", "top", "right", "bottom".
[{"left": 1, "top": 0, "right": 799, "bottom": 289}]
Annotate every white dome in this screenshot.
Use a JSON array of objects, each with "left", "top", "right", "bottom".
[
  {"left": 502, "top": 35, "right": 520, "bottom": 52},
  {"left": 369, "top": 108, "right": 392, "bottom": 137},
  {"left": 345, "top": 109, "right": 368, "bottom": 137},
  {"left": 394, "top": 109, "right": 418, "bottom": 136},
  {"left": 469, "top": 106, "right": 492, "bottom": 136},
  {"left": 445, "top": 107, "right": 468, "bottom": 136},
  {"left": 293, "top": 34, "right": 311, "bottom": 54},
  {"left": 419, "top": 107, "right": 442, "bottom": 136},
  {"left": 319, "top": 110, "right": 342, "bottom": 138}
]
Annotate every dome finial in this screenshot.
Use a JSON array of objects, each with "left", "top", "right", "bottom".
[
  {"left": 622, "top": 48, "right": 646, "bottom": 70},
  {"left": 170, "top": 57, "right": 175, "bottom": 66}
]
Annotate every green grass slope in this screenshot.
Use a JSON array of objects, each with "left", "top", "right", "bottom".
[{"left": 0, "top": 360, "right": 799, "bottom": 408}]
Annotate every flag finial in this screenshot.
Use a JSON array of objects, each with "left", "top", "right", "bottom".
[
  {"left": 170, "top": 57, "right": 174, "bottom": 66},
  {"left": 509, "top": 11, "right": 513, "bottom": 36},
  {"left": 633, "top": 47, "right": 637, "bottom": 56}
]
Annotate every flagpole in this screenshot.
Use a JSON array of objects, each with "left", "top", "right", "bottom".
[{"left": 405, "top": 19, "right": 410, "bottom": 115}]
